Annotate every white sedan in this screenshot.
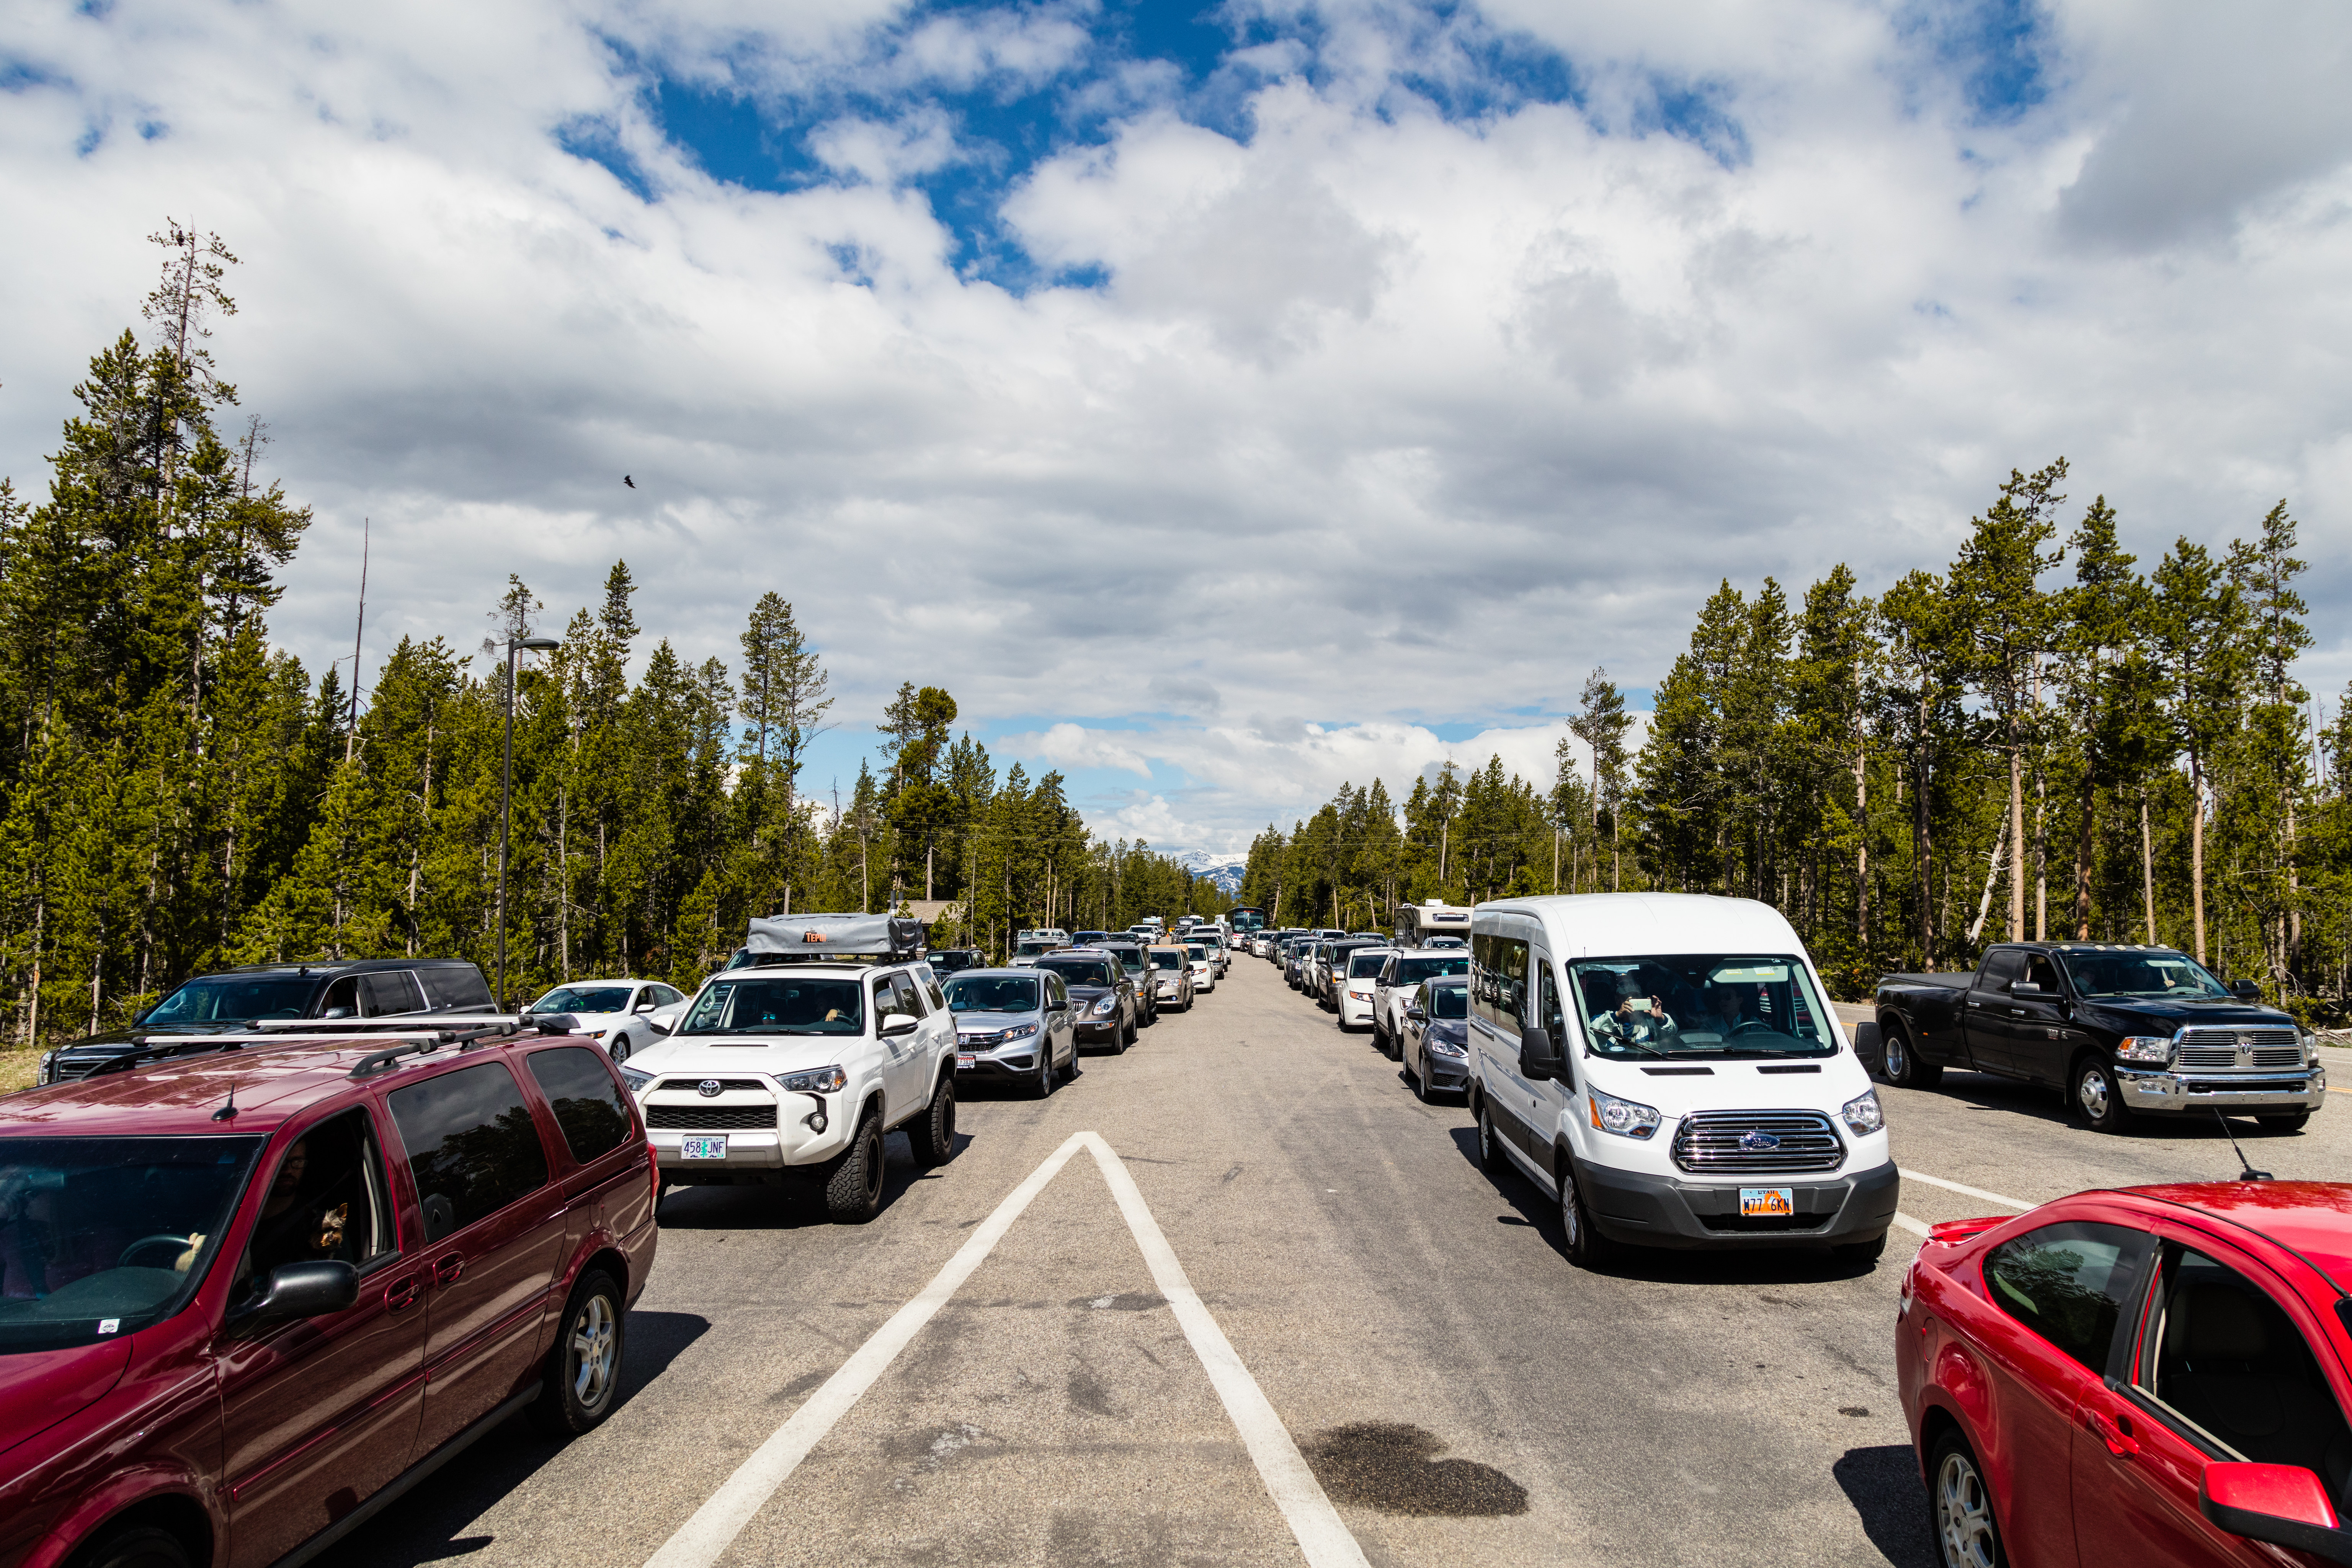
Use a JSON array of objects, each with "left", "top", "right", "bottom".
[{"left": 525, "top": 978, "right": 689, "bottom": 1063}]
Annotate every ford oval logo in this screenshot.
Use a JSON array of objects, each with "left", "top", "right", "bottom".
[
  {"left": 1740, "top": 1130, "right": 1781, "bottom": 1152},
  {"left": 697, "top": 1079, "right": 722, "bottom": 1098}
]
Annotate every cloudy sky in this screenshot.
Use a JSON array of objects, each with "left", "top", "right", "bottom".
[{"left": 5, "top": 1, "right": 2349, "bottom": 858}]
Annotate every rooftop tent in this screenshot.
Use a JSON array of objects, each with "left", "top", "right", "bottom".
[{"left": 745, "top": 913, "right": 926, "bottom": 957}]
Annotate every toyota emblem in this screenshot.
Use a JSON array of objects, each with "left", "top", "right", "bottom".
[
  {"left": 697, "top": 1079, "right": 722, "bottom": 1098},
  {"left": 1740, "top": 1130, "right": 1781, "bottom": 1152}
]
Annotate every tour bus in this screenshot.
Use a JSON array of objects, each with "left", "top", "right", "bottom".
[{"left": 1227, "top": 906, "right": 1268, "bottom": 934}]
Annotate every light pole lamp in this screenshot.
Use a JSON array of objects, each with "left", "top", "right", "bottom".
[{"left": 497, "top": 634, "right": 561, "bottom": 1011}]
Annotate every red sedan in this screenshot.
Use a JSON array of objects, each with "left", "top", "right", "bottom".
[{"left": 1899, "top": 1181, "right": 2352, "bottom": 1566}]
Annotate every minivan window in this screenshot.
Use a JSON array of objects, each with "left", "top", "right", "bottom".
[
  {"left": 1568, "top": 954, "right": 1835, "bottom": 1059},
  {"left": 387, "top": 1063, "right": 552, "bottom": 1243},
  {"left": 0, "top": 1134, "right": 264, "bottom": 1352},
  {"left": 234, "top": 1107, "right": 395, "bottom": 1305},
  {"left": 526, "top": 1047, "right": 632, "bottom": 1164}
]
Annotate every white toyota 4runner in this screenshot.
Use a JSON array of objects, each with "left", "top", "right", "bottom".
[{"left": 619, "top": 914, "right": 957, "bottom": 1223}]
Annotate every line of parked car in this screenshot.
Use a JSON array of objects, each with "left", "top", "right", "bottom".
[{"left": 1259, "top": 894, "right": 2352, "bottom": 1568}]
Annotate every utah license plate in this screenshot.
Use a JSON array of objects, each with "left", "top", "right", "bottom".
[
  {"left": 681, "top": 1136, "right": 728, "bottom": 1160},
  {"left": 1740, "top": 1187, "right": 1794, "bottom": 1218}
]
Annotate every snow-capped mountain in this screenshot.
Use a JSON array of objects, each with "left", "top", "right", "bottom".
[{"left": 1171, "top": 849, "right": 1247, "bottom": 895}]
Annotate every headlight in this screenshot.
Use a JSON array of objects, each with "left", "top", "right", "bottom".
[
  {"left": 780, "top": 1065, "right": 848, "bottom": 1093},
  {"left": 1428, "top": 1037, "right": 1468, "bottom": 1059},
  {"left": 1004, "top": 1021, "right": 1039, "bottom": 1039},
  {"left": 2303, "top": 1033, "right": 2318, "bottom": 1063},
  {"left": 619, "top": 1067, "right": 654, "bottom": 1093},
  {"left": 37, "top": 1050, "right": 56, "bottom": 1085},
  {"left": 1587, "top": 1086, "right": 1661, "bottom": 1140},
  {"left": 1841, "top": 1088, "right": 1885, "bottom": 1136},
  {"left": 1349, "top": 985, "right": 1373, "bottom": 998},
  {"left": 2115, "top": 1036, "right": 2172, "bottom": 1066},
  {"left": 1093, "top": 996, "right": 1116, "bottom": 1016}
]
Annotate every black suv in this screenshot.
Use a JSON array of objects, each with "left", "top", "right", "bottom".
[
  {"left": 40, "top": 958, "right": 497, "bottom": 1084},
  {"left": 1033, "top": 949, "right": 1141, "bottom": 1054}
]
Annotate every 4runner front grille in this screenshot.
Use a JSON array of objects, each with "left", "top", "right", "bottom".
[
  {"left": 647, "top": 1105, "right": 777, "bottom": 1130},
  {"left": 651, "top": 1078, "right": 769, "bottom": 1093},
  {"left": 1671, "top": 1111, "right": 1845, "bottom": 1174}
]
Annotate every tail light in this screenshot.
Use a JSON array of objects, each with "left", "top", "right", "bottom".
[{"left": 648, "top": 1136, "right": 661, "bottom": 1205}]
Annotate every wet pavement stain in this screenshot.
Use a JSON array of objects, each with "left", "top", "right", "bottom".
[{"left": 1301, "top": 1423, "right": 1530, "bottom": 1517}]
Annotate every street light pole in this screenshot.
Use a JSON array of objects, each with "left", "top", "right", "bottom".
[{"left": 497, "top": 634, "right": 561, "bottom": 1011}]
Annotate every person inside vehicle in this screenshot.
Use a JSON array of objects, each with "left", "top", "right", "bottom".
[
  {"left": 1705, "top": 982, "right": 1757, "bottom": 1033},
  {"left": 234, "top": 1135, "right": 355, "bottom": 1299},
  {"left": 1586, "top": 971, "right": 1678, "bottom": 1048}
]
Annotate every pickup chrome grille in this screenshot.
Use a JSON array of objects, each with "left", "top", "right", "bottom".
[
  {"left": 646, "top": 1104, "right": 777, "bottom": 1130},
  {"left": 2176, "top": 1028, "right": 2303, "bottom": 1071},
  {"left": 1671, "top": 1111, "right": 1845, "bottom": 1174}
]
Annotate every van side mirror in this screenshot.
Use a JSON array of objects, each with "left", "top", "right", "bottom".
[
  {"left": 2231, "top": 980, "right": 2264, "bottom": 1001},
  {"left": 880, "top": 1013, "right": 919, "bottom": 1037},
  {"left": 2201, "top": 1462, "right": 2352, "bottom": 1564},
  {"left": 1520, "top": 1026, "right": 1560, "bottom": 1083},
  {"left": 233, "top": 1261, "right": 358, "bottom": 1326}
]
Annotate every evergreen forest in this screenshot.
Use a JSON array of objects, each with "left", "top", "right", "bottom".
[
  {"left": 1239, "top": 462, "right": 2350, "bottom": 1020},
  {"left": 0, "top": 229, "right": 1227, "bottom": 1054}
]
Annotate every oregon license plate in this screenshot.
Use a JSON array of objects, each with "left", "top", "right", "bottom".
[
  {"left": 1741, "top": 1187, "right": 1794, "bottom": 1218},
  {"left": 680, "top": 1136, "right": 727, "bottom": 1160}
]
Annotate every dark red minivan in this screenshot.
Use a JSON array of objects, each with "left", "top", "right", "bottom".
[{"left": 0, "top": 1021, "right": 658, "bottom": 1568}]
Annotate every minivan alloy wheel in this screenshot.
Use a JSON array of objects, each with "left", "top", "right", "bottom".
[{"left": 570, "top": 1291, "right": 616, "bottom": 1409}]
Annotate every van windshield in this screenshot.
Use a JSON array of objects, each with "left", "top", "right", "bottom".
[{"left": 1568, "top": 956, "right": 1836, "bottom": 1060}]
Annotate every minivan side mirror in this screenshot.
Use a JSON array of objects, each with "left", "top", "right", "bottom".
[
  {"left": 880, "top": 1012, "right": 919, "bottom": 1037},
  {"left": 2201, "top": 1462, "right": 2352, "bottom": 1564},
  {"left": 1520, "top": 1025, "right": 1561, "bottom": 1083},
  {"left": 2231, "top": 980, "right": 2264, "bottom": 1001},
  {"left": 233, "top": 1260, "right": 358, "bottom": 1326}
]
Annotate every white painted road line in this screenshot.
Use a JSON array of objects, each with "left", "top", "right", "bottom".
[
  {"left": 641, "top": 1131, "right": 1371, "bottom": 1568},
  {"left": 1891, "top": 1212, "right": 1929, "bottom": 1238},
  {"left": 1897, "top": 1167, "right": 2031, "bottom": 1211},
  {"left": 641, "top": 1133, "right": 1091, "bottom": 1568},
  {"left": 1081, "top": 1130, "right": 1372, "bottom": 1568}
]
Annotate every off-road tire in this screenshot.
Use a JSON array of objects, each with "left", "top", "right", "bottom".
[
  {"left": 823, "top": 1112, "right": 887, "bottom": 1223},
  {"left": 1879, "top": 1018, "right": 1943, "bottom": 1089},
  {"left": 911, "top": 1078, "right": 957, "bottom": 1166},
  {"left": 531, "top": 1269, "right": 625, "bottom": 1436}
]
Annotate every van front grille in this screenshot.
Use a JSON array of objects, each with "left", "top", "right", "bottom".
[{"left": 1671, "top": 1111, "right": 1845, "bottom": 1174}]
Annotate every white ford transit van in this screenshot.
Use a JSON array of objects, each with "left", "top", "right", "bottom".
[{"left": 1466, "top": 894, "right": 1895, "bottom": 1267}]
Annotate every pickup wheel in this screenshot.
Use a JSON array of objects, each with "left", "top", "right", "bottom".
[
  {"left": 823, "top": 1111, "right": 887, "bottom": 1222},
  {"left": 2073, "top": 1056, "right": 2133, "bottom": 1134},
  {"left": 1879, "top": 1018, "right": 1942, "bottom": 1090},
  {"left": 911, "top": 1078, "right": 957, "bottom": 1166}
]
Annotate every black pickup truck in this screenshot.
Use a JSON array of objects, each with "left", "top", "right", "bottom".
[{"left": 1873, "top": 942, "right": 2322, "bottom": 1134}]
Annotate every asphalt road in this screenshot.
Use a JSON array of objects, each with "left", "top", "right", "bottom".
[{"left": 316, "top": 961, "right": 2352, "bottom": 1568}]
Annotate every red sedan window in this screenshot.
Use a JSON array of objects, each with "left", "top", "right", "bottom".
[
  {"left": 2130, "top": 1247, "right": 2352, "bottom": 1492},
  {"left": 1984, "top": 1222, "right": 2152, "bottom": 1374}
]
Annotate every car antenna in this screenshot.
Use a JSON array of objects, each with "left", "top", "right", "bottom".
[
  {"left": 2212, "top": 1109, "right": 2271, "bottom": 1181},
  {"left": 211, "top": 1080, "right": 239, "bottom": 1122}
]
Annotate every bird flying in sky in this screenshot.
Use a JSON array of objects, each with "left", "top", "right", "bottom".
[{"left": 623, "top": 474, "right": 635, "bottom": 488}]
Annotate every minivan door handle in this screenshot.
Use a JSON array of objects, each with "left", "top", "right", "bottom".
[
  {"left": 432, "top": 1253, "right": 464, "bottom": 1285},
  {"left": 384, "top": 1273, "right": 424, "bottom": 1312}
]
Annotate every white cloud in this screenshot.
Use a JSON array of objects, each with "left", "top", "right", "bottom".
[{"left": 2, "top": 0, "right": 2349, "bottom": 846}]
